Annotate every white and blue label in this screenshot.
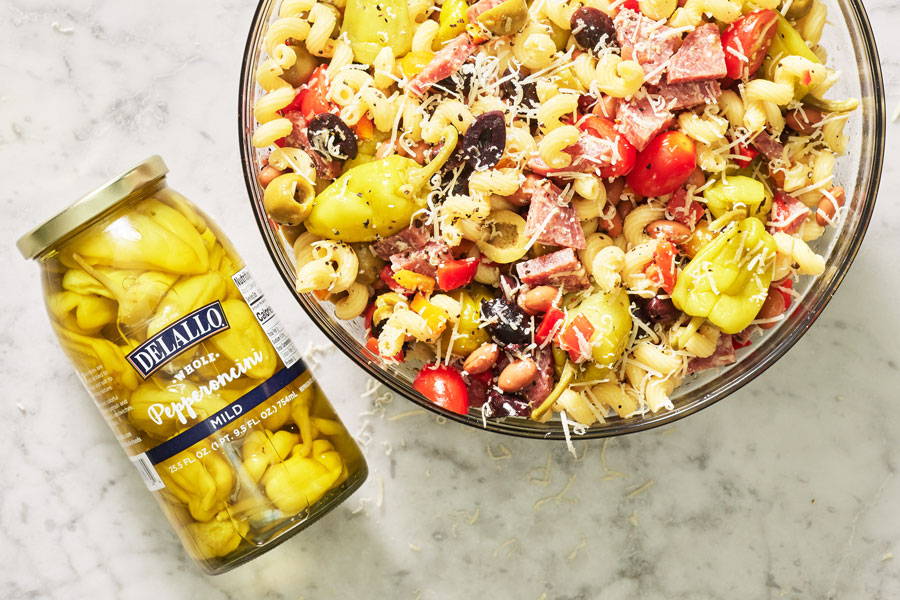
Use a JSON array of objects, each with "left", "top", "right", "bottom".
[{"left": 126, "top": 301, "right": 231, "bottom": 378}]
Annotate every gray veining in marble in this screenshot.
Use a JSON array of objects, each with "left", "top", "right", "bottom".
[{"left": 1, "top": 1, "right": 899, "bottom": 598}]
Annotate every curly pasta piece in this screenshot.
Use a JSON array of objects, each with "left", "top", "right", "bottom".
[
  {"left": 623, "top": 205, "right": 665, "bottom": 246},
  {"left": 594, "top": 54, "right": 644, "bottom": 98},
  {"left": 591, "top": 246, "right": 626, "bottom": 291},
  {"left": 772, "top": 231, "right": 825, "bottom": 275},
  {"left": 538, "top": 125, "right": 580, "bottom": 169},
  {"left": 669, "top": 0, "right": 741, "bottom": 28}
]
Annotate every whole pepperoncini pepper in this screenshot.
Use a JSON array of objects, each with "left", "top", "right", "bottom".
[
  {"left": 63, "top": 267, "right": 177, "bottom": 329},
  {"left": 671, "top": 218, "right": 777, "bottom": 334},
  {"left": 54, "top": 325, "right": 139, "bottom": 392},
  {"left": 262, "top": 439, "right": 344, "bottom": 514},
  {"left": 63, "top": 199, "right": 209, "bottom": 275},
  {"left": 241, "top": 429, "right": 300, "bottom": 483},
  {"left": 47, "top": 291, "right": 117, "bottom": 335},
  {"left": 305, "top": 127, "right": 459, "bottom": 242},
  {"left": 209, "top": 299, "right": 278, "bottom": 380},
  {"left": 163, "top": 450, "right": 235, "bottom": 522},
  {"left": 147, "top": 273, "right": 228, "bottom": 337},
  {"left": 342, "top": 0, "right": 414, "bottom": 64},
  {"left": 185, "top": 510, "right": 249, "bottom": 560},
  {"left": 703, "top": 175, "right": 771, "bottom": 221}
]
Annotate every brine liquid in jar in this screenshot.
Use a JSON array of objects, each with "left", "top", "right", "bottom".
[{"left": 18, "top": 157, "right": 367, "bottom": 574}]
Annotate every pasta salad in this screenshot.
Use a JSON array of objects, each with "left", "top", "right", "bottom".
[{"left": 250, "top": 0, "right": 857, "bottom": 426}]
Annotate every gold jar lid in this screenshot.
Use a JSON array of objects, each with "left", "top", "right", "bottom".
[{"left": 17, "top": 155, "right": 169, "bottom": 260}]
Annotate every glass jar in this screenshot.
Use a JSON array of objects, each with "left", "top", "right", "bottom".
[{"left": 17, "top": 156, "right": 367, "bottom": 574}]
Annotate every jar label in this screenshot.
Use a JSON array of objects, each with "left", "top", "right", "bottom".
[
  {"left": 125, "top": 301, "right": 231, "bottom": 378},
  {"left": 231, "top": 267, "right": 301, "bottom": 368},
  {"left": 144, "top": 359, "right": 309, "bottom": 466}
]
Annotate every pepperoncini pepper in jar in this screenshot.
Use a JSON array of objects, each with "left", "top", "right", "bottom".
[{"left": 18, "top": 157, "right": 367, "bottom": 574}]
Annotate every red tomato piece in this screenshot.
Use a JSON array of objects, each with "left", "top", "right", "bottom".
[
  {"left": 646, "top": 240, "right": 678, "bottom": 294},
  {"left": 413, "top": 364, "right": 470, "bottom": 415},
  {"left": 721, "top": 10, "right": 778, "bottom": 80},
  {"left": 734, "top": 143, "right": 759, "bottom": 167},
  {"left": 621, "top": 0, "right": 640, "bottom": 11},
  {"left": 299, "top": 65, "right": 333, "bottom": 120},
  {"left": 732, "top": 336, "right": 752, "bottom": 349},
  {"left": 435, "top": 258, "right": 479, "bottom": 292},
  {"left": 627, "top": 131, "right": 696, "bottom": 197},
  {"left": 363, "top": 302, "right": 376, "bottom": 333},
  {"left": 773, "top": 277, "right": 794, "bottom": 309},
  {"left": 282, "top": 89, "right": 305, "bottom": 115},
  {"left": 579, "top": 116, "right": 638, "bottom": 178},
  {"left": 535, "top": 306, "right": 565, "bottom": 345},
  {"left": 558, "top": 314, "right": 595, "bottom": 363}
]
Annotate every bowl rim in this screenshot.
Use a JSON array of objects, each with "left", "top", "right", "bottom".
[{"left": 237, "top": 0, "right": 885, "bottom": 440}]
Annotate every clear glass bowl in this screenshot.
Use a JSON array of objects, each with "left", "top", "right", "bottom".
[{"left": 238, "top": 0, "right": 885, "bottom": 439}]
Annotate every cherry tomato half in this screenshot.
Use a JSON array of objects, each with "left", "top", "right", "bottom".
[
  {"left": 580, "top": 116, "right": 638, "bottom": 178},
  {"left": 721, "top": 9, "right": 778, "bottom": 80},
  {"left": 435, "top": 258, "right": 479, "bottom": 292},
  {"left": 413, "top": 363, "right": 470, "bottom": 415},
  {"left": 626, "top": 131, "right": 696, "bottom": 197}
]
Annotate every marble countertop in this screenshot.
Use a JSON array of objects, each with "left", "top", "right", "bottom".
[{"left": 1, "top": 1, "right": 899, "bottom": 598}]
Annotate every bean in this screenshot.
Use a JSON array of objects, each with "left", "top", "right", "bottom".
[
  {"left": 815, "top": 185, "right": 845, "bottom": 226},
  {"left": 498, "top": 358, "right": 538, "bottom": 392},
  {"left": 518, "top": 286, "right": 558, "bottom": 315},
  {"left": 757, "top": 288, "right": 787, "bottom": 329},
  {"left": 769, "top": 169, "right": 786, "bottom": 190},
  {"left": 785, "top": 106, "right": 825, "bottom": 135},
  {"left": 463, "top": 343, "right": 500, "bottom": 375},
  {"left": 600, "top": 211, "right": 623, "bottom": 237},
  {"left": 616, "top": 201, "right": 633, "bottom": 219},
  {"left": 592, "top": 94, "right": 620, "bottom": 119},
  {"left": 605, "top": 178, "right": 625, "bottom": 205},
  {"left": 645, "top": 219, "right": 692, "bottom": 244},
  {"left": 687, "top": 167, "right": 706, "bottom": 189},
  {"left": 257, "top": 165, "right": 283, "bottom": 188}
]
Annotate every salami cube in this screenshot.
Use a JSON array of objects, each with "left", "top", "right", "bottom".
[{"left": 666, "top": 24, "right": 727, "bottom": 85}]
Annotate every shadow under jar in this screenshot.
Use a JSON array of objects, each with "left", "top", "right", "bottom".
[{"left": 18, "top": 156, "right": 367, "bottom": 574}]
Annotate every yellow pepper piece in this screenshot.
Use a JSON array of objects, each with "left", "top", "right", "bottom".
[
  {"left": 410, "top": 293, "right": 449, "bottom": 339},
  {"left": 672, "top": 218, "right": 777, "bottom": 335},
  {"left": 438, "top": 0, "right": 468, "bottom": 44},
  {"left": 147, "top": 273, "right": 228, "bottom": 337},
  {"left": 762, "top": 15, "right": 820, "bottom": 99},
  {"left": 64, "top": 199, "right": 209, "bottom": 275},
  {"left": 393, "top": 270, "right": 436, "bottom": 296},
  {"left": 399, "top": 50, "right": 436, "bottom": 78},
  {"left": 241, "top": 429, "right": 300, "bottom": 483},
  {"left": 164, "top": 450, "right": 234, "bottom": 522},
  {"left": 185, "top": 510, "right": 249, "bottom": 560},
  {"left": 703, "top": 175, "right": 771, "bottom": 221},
  {"left": 128, "top": 381, "right": 229, "bottom": 439},
  {"left": 47, "top": 291, "right": 117, "bottom": 334},
  {"left": 209, "top": 299, "right": 278, "bottom": 380},
  {"left": 262, "top": 439, "right": 344, "bottom": 514}
]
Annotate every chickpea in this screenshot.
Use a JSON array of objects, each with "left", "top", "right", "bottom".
[
  {"left": 463, "top": 343, "right": 499, "bottom": 375},
  {"left": 687, "top": 167, "right": 706, "bottom": 189},
  {"left": 498, "top": 358, "right": 538, "bottom": 392},
  {"left": 257, "top": 165, "right": 283, "bottom": 188},
  {"left": 645, "top": 219, "right": 692, "bottom": 244},
  {"left": 815, "top": 186, "right": 845, "bottom": 226},
  {"left": 518, "top": 286, "right": 558, "bottom": 315}
]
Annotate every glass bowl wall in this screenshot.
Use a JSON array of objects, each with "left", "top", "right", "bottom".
[{"left": 238, "top": 0, "right": 884, "bottom": 439}]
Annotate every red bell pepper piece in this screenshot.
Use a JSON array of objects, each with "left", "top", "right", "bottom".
[
  {"left": 435, "top": 258, "right": 479, "bottom": 292},
  {"left": 558, "top": 314, "right": 595, "bottom": 362},
  {"left": 535, "top": 306, "right": 565, "bottom": 345}
]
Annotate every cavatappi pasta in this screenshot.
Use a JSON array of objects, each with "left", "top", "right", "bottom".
[{"left": 251, "top": 0, "right": 857, "bottom": 428}]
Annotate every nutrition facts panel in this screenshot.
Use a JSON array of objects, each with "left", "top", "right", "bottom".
[{"left": 232, "top": 267, "right": 301, "bottom": 368}]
